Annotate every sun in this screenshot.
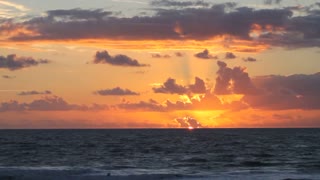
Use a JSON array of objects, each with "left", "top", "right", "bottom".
[{"left": 188, "top": 126, "right": 194, "bottom": 130}]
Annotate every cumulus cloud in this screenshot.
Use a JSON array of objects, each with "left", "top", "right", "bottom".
[
  {"left": 225, "top": 52, "right": 237, "bottom": 59},
  {"left": 189, "top": 77, "right": 206, "bottom": 93},
  {"left": 0, "top": 96, "right": 108, "bottom": 112},
  {"left": 214, "top": 61, "right": 257, "bottom": 95},
  {"left": 18, "top": 90, "right": 52, "bottom": 96},
  {"left": 243, "top": 57, "right": 257, "bottom": 62},
  {"left": 153, "top": 78, "right": 188, "bottom": 94},
  {"left": 95, "top": 87, "right": 139, "bottom": 96},
  {"left": 94, "top": 50, "right": 148, "bottom": 67},
  {"left": 0, "top": 54, "right": 50, "bottom": 71},
  {"left": 194, "top": 49, "right": 217, "bottom": 59}
]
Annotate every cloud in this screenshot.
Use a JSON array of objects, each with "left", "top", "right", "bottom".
[
  {"left": 225, "top": 52, "right": 236, "bottom": 59},
  {"left": 214, "top": 61, "right": 257, "bottom": 95},
  {"left": 151, "top": 0, "right": 209, "bottom": 7},
  {"left": 118, "top": 99, "right": 164, "bottom": 111},
  {"left": 153, "top": 77, "right": 207, "bottom": 95},
  {"left": 194, "top": 49, "right": 217, "bottom": 59},
  {"left": 2, "top": 75, "right": 15, "bottom": 79},
  {"left": 3, "top": 5, "right": 320, "bottom": 48},
  {"left": 18, "top": 90, "right": 52, "bottom": 96},
  {"left": 175, "top": 116, "right": 202, "bottom": 128},
  {"left": 95, "top": 87, "right": 139, "bottom": 96},
  {"left": 189, "top": 77, "right": 206, "bottom": 93},
  {"left": 0, "top": 96, "right": 108, "bottom": 112},
  {"left": 243, "top": 57, "right": 257, "bottom": 62},
  {"left": 94, "top": 50, "right": 148, "bottom": 67},
  {"left": 0, "top": 54, "right": 50, "bottom": 71},
  {"left": 153, "top": 78, "right": 188, "bottom": 94},
  {"left": 151, "top": 54, "right": 171, "bottom": 58},
  {"left": 243, "top": 73, "right": 320, "bottom": 110}
]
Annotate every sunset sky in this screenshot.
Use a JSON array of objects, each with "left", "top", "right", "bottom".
[{"left": 1, "top": 0, "right": 320, "bottom": 128}]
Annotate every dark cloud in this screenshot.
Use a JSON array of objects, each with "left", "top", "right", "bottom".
[
  {"left": 5, "top": 6, "right": 293, "bottom": 42},
  {"left": 18, "top": 90, "right": 52, "bottom": 96},
  {"left": 225, "top": 52, "right": 236, "bottom": 59},
  {"left": 151, "top": 54, "right": 171, "bottom": 58},
  {"left": 153, "top": 77, "right": 207, "bottom": 95},
  {"left": 194, "top": 49, "right": 217, "bottom": 59},
  {"left": 0, "top": 54, "right": 50, "bottom": 71},
  {"left": 153, "top": 78, "right": 188, "bottom": 94},
  {"left": 189, "top": 77, "right": 206, "bottom": 93},
  {"left": 118, "top": 99, "right": 164, "bottom": 111},
  {"left": 238, "top": 71, "right": 320, "bottom": 110},
  {"left": 0, "top": 96, "right": 108, "bottom": 112},
  {"left": 151, "top": 0, "right": 209, "bottom": 7},
  {"left": 243, "top": 57, "right": 257, "bottom": 62},
  {"left": 95, "top": 87, "right": 139, "bottom": 96},
  {"left": 94, "top": 50, "right": 148, "bottom": 67},
  {"left": 2, "top": 75, "right": 15, "bottom": 79},
  {"left": 5, "top": 5, "right": 320, "bottom": 48},
  {"left": 214, "top": 61, "right": 257, "bottom": 95}
]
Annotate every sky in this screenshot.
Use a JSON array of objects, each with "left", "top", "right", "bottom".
[{"left": 0, "top": 0, "right": 320, "bottom": 128}]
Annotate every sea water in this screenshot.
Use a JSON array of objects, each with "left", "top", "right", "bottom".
[{"left": 0, "top": 128, "right": 319, "bottom": 179}]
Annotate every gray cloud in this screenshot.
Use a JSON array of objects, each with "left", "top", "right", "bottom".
[
  {"left": 225, "top": 52, "right": 236, "bottom": 59},
  {"left": 243, "top": 57, "right": 257, "bottom": 62},
  {"left": 94, "top": 50, "right": 148, "bottom": 67},
  {"left": 0, "top": 54, "right": 50, "bottom": 71},
  {"left": 0, "top": 96, "right": 108, "bottom": 112},
  {"left": 118, "top": 99, "right": 164, "bottom": 111},
  {"left": 95, "top": 87, "right": 139, "bottom": 96},
  {"left": 194, "top": 49, "right": 217, "bottom": 59},
  {"left": 18, "top": 90, "right": 52, "bottom": 96},
  {"left": 5, "top": 5, "right": 320, "bottom": 48}
]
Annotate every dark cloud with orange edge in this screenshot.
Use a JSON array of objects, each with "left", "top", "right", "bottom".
[
  {"left": 2, "top": 3, "right": 320, "bottom": 48},
  {"left": 153, "top": 77, "right": 207, "bottom": 95}
]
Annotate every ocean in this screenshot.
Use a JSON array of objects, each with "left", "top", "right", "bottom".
[{"left": 0, "top": 129, "right": 319, "bottom": 180}]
